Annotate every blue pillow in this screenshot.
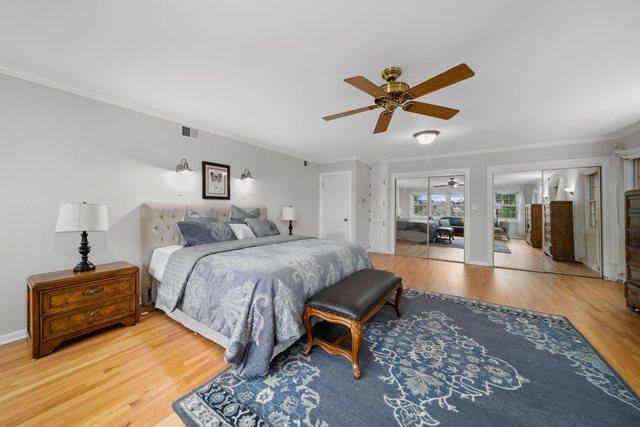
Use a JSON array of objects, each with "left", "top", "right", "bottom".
[
  {"left": 177, "top": 218, "right": 237, "bottom": 247},
  {"left": 230, "top": 205, "right": 260, "bottom": 223},
  {"left": 245, "top": 218, "right": 280, "bottom": 237}
]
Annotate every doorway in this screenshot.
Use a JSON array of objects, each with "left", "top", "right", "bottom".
[
  {"left": 319, "top": 171, "right": 353, "bottom": 242},
  {"left": 394, "top": 175, "right": 465, "bottom": 263},
  {"left": 491, "top": 167, "right": 602, "bottom": 278}
]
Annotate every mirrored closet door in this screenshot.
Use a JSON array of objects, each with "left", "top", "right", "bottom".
[
  {"left": 491, "top": 168, "right": 602, "bottom": 278},
  {"left": 394, "top": 175, "right": 465, "bottom": 263},
  {"left": 541, "top": 168, "right": 601, "bottom": 277},
  {"left": 492, "top": 170, "right": 545, "bottom": 272}
]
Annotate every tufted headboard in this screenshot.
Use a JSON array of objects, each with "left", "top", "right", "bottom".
[{"left": 140, "top": 202, "right": 267, "bottom": 305}]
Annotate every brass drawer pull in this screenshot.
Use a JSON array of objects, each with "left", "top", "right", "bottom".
[
  {"left": 82, "top": 287, "right": 104, "bottom": 296},
  {"left": 88, "top": 310, "right": 98, "bottom": 319}
]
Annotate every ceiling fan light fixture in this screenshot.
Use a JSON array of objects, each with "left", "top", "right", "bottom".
[{"left": 413, "top": 130, "right": 440, "bottom": 145}]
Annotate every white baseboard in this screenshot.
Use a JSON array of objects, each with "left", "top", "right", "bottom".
[
  {"left": 468, "top": 259, "right": 491, "bottom": 266},
  {"left": 0, "top": 329, "right": 27, "bottom": 345}
]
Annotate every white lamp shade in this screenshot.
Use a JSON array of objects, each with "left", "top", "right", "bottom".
[
  {"left": 55, "top": 203, "right": 109, "bottom": 232},
  {"left": 282, "top": 206, "right": 298, "bottom": 221}
]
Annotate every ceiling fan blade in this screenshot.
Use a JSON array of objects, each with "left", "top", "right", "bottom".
[
  {"left": 403, "top": 101, "right": 459, "bottom": 120},
  {"left": 433, "top": 184, "right": 449, "bottom": 188},
  {"left": 373, "top": 110, "right": 394, "bottom": 134},
  {"left": 344, "top": 76, "right": 388, "bottom": 98},
  {"left": 407, "top": 63, "right": 475, "bottom": 99},
  {"left": 322, "top": 105, "right": 379, "bottom": 121}
]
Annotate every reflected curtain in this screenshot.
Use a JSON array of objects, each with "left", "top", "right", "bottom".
[
  {"left": 573, "top": 174, "right": 586, "bottom": 262},
  {"left": 516, "top": 191, "right": 525, "bottom": 236}
]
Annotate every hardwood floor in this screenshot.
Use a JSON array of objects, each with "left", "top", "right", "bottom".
[
  {"left": 395, "top": 238, "right": 464, "bottom": 262},
  {"left": 1, "top": 254, "right": 639, "bottom": 425},
  {"left": 494, "top": 237, "right": 601, "bottom": 277}
]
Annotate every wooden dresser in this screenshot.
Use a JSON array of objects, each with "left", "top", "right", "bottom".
[
  {"left": 543, "top": 201, "right": 575, "bottom": 262},
  {"left": 625, "top": 190, "right": 640, "bottom": 311},
  {"left": 27, "top": 261, "right": 139, "bottom": 358},
  {"left": 524, "top": 204, "right": 542, "bottom": 248}
]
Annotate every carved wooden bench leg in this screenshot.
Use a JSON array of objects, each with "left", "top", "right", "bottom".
[
  {"left": 303, "top": 307, "right": 314, "bottom": 356},
  {"left": 385, "top": 282, "right": 403, "bottom": 317},
  {"left": 350, "top": 320, "right": 363, "bottom": 379}
]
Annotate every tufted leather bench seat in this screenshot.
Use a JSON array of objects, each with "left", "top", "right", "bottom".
[{"left": 303, "top": 268, "right": 403, "bottom": 379}]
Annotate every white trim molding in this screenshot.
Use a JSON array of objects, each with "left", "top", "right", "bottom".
[
  {"left": 319, "top": 170, "right": 355, "bottom": 243},
  {"left": 0, "top": 329, "right": 27, "bottom": 345},
  {"left": 389, "top": 167, "right": 471, "bottom": 265}
]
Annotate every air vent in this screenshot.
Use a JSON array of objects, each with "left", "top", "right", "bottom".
[{"left": 181, "top": 125, "right": 199, "bottom": 140}]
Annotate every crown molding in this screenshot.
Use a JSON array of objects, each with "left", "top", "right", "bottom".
[
  {"left": 614, "top": 121, "right": 640, "bottom": 139},
  {"left": 381, "top": 136, "right": 617, "bottom": 164},
  {"left": 318, "top": 156, "right": 372, "bottom": 165},
  {"left": 0, "top": 63, "right": 322, "bottom": 164}
]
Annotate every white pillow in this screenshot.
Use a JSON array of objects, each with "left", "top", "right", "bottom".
[
  {"left": 440, "top": 218, "right": 450, "bottom": 226},
  {"left": 229, "top": 223, "right": 256, "bottom": 240}
]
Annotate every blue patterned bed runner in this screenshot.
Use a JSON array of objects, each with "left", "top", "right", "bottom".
[{"left": 173, "top": 289, "right": 640, "bottom": 426}]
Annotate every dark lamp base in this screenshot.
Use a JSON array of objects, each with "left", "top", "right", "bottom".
[{"left": 74, "top": 260, "right": 96, "bottom": 272}]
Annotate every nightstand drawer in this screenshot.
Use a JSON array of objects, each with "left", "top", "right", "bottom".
[
  {"left": 42, "top": 295, "right": 135, "bottom": 340},
  {"left": 41, "top": 274, "right": 135, "bottom": 314}
]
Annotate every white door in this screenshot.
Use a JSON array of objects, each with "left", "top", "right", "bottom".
[{"left": 320, "top": 171, "right": 352, "bottom": 242}]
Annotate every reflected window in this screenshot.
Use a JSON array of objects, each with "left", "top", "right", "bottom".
[
  {"left": 495, "top": 193, "right": 517, "bottom": 219},
  {"left": 412, "top": 193, "right": 428, "bottom": 217}
]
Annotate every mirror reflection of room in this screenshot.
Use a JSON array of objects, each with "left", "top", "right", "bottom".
[
  {"left": 493, "top": 171, "right": 544, "bottom": 272},
  {"left": 542, "top": 168, "right": 601, "bottom": 277},
  {"left": 395, "top": 176, "right": 464, "bottom": 263},
  {"left": 492, "top": 168, "right": 601, "bottom": 278}
]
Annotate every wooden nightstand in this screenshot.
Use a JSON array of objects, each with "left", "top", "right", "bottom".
[{"left": 27, "top": 261, "right": 139, "bottom": 358}]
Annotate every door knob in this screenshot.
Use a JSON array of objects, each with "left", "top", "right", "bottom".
[{"left": 344, "top": 218, "right": 348, "bottom": 221}]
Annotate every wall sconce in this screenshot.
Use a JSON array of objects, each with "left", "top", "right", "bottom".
[
  {"left": 175, "top": 158, "right": 194, "bottom": 174},
  {"left": 565, "top": 187, "right": 575, "bottom": 195},
  {"left": 241, "top": 168, "right": 255, "bottom": 181}
]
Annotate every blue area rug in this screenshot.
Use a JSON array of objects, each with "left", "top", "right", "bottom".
[
  {"left": 429, "top": 238, "right": 512, "bottom": 254},
  {"left": 173, "top": 289, "right": 639, "bottom": 426}
]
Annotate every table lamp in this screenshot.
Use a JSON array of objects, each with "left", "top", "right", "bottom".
[
  {"left": 55, "top": 202, "right": 109, "bottom": 272},
  {"left": 282, "top": 206, "right": 298, "bottom": 236}
]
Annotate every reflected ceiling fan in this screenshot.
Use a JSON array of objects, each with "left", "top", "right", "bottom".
[
  {"left": 434, "top": 177, "right": 464, "bottom": 188},
  {"left": 323, "top": 63, "right": 475, "bottom": 134}
]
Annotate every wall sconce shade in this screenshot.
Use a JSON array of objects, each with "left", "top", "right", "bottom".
[
  {"left": 176, "top": 158, "right": 194, "bottom": 174},
  {"left": 241, "top": 169, "right": 255, "bottom": 181}
]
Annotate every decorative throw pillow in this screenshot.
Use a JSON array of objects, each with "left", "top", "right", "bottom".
[
  {"left": 184, "top": 207, "right": 218, "bottom": 221},
  {"left": 230, "top": 205, "right": 260, "bottom": 223},
  {"left": 245, "top": 218, "right": 280, "bottom": 237},
  {"left": 229, "top": 223, "right": 256, "bottom": 240},
  {"left": 177, "top": 218, "right": 236, "bottom": 247}
]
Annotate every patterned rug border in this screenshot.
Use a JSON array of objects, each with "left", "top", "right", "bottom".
[{"left": 172, "top": 287, "right": 640, "bottom": 425}]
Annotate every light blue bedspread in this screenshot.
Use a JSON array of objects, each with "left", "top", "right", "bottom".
[{"left": 156, "top": 235, "right": 372, "bottom": 378}]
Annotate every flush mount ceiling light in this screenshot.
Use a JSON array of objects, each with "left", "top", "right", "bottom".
[
  {"left": 241, "top": 168, "right": 255, "bottom": 181},
  {"left": 413, "top": 130, "right": 440, "bottom": 145},
  {"left": 175, "top": 158, "right": 194, "bottom": 174}
]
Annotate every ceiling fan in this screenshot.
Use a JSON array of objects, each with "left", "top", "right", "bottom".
[
  {"left": 434, "top": 177, "right": 464, "bottom": 188},
  {"left": 323, "top": 63, "right": 475, "bottom": 134}
]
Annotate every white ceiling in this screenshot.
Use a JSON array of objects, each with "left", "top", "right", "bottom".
[
  {"left": 1, "top": 1, "right": 639, "bottom": 162},
  {"left": 493, "top": 171, "right": 542, "bottom": 186}
]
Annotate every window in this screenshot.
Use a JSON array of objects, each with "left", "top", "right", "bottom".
[
  {"left": 429, "top": 194, "right": 448, "bottom": 219},
  {"left": 588, "top": 173, "right": 598, "bottom": 228},
  {"left": 450, "top": 195, "right": 465, "bottom": 218},
  {"left": 495, "top": 193, "right": 517, "bottom": 219},
  {"left": 412, "top": 193, "right": 428, "bottom": 217}
]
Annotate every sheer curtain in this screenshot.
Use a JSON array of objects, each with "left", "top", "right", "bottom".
[
  {"left": 516, "top": 191, "right": 525, "bottom": 236},
  {"left": 573, "top": 174, "right": 586, "bottom": 262}
]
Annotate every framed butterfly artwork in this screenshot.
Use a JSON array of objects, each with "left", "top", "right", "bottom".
[{"left": 202, "top": 161, "right": 230, "bottom": 199}]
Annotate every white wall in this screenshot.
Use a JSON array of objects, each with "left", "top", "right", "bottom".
[
  {"left": 371, "top": 140, "right": 619, "bottom": 269},
  {"left": 0, "top": 73, "right": 320, "bottom": 337},
  {"left": 319, "top": 160, "right": 370, "bottom": 249}
]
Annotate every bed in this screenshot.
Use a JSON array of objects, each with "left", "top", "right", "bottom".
[
  {"left": 396, "top": 218, "right": 439, "bottom": 243},
  {"left": 141, "top": 203, "right": 372, "bottom": 378}
]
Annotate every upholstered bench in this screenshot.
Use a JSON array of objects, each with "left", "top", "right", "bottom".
[
  {"left": 303, "top": 268, "right": 403, "bottom": 379},
  {"left": 436, "top": 226, "right": 454, "bottom": 243}
]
